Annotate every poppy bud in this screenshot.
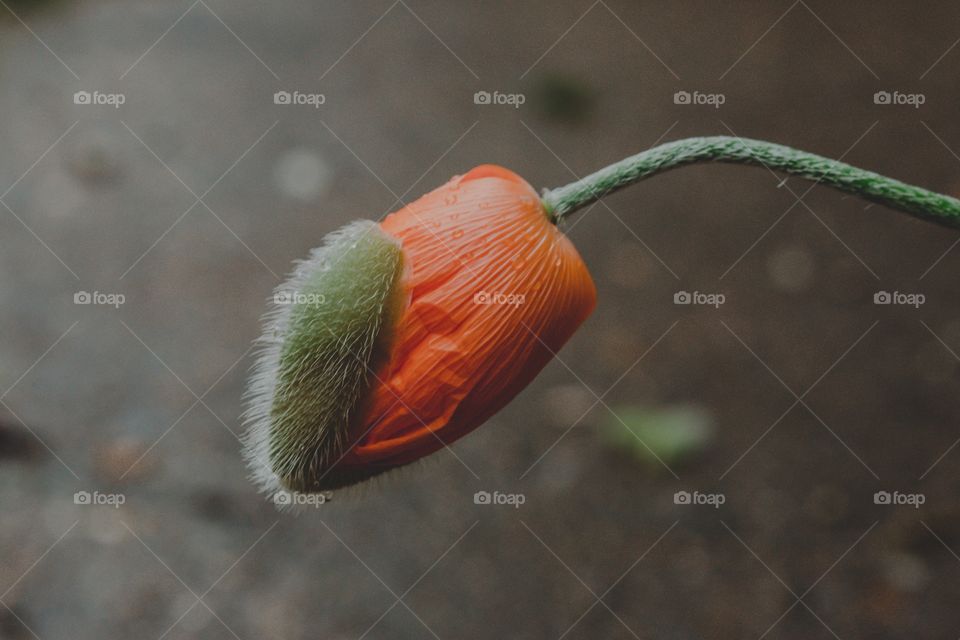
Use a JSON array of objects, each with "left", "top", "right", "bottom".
[{"left": 245, "top": 166, "right": 596, "bottom": 496}]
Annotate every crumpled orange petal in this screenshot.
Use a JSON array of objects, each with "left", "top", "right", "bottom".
[{"left": 332, "top": 165, "right": 596, "bottom": 474}]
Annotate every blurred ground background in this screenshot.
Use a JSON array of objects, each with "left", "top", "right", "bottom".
[{"left": 1, "top": 1, "right": 960, "bottom": 638}]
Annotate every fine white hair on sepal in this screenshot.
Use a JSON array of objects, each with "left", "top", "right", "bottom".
[{"left": 242, "top": 219, "right": 405, "bottom": 501}]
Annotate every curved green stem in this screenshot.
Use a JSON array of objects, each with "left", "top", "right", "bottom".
[{"left": 542, "top": 136, "right": 960, "bottom": 229}]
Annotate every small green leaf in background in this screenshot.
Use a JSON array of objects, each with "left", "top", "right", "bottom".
[
  {"left": 534, "top": 73, "right": 594, "bottom": 125},
  {"left": 602, "top": 404, "right": 715, "bottom": 467}
]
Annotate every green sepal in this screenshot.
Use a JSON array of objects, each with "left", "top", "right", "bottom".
[{"left": 244, "top": 220, "right": 406, "bottom": 495}]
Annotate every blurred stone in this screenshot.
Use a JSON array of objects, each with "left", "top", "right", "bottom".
[
  {"left": 750, "top": 487, "right": 790, "bottom": 529},
  {"left": 541, "top": 383, "right": 595, "bottom": 428},
  {"left": 767, "top": 246, "right": 814, "bottom": 292},
  {"left": 915, "top": 339, "right": 956, "bottom": 385},
  {"left": 65, "top": 127, "right": 124, "bottom": 186},
  {"left": 191, "top": 488, "right": 253, "bottom": 522},
  {"left": 603, "top": 241, "right": 649, "bottom": 289},
  {"left": 883, "top": 552, "right": 930, "bottom": 592},
  {"left": 533, "top": 441, "right": 583, "bottom": 493},
  {"left": 41, "top": 497, "right": 81, "bottom": 536},
  {"left": 0, "top": 603, "right": 34, "bottom": 640},
  {"left": 84, "top": 508, "right": 126, "bottom": 545},
  {"left": 31, "top": 164, "right": 87, "bottom": 222},
  {"left": 0, "top": 419, "right": 42, "bottom": 461},
  {"left": 675, "top": 540, "right": 711, "bottom": 587},
  {"left": 596, "top": 324, "right": 642, "bottom": 373},
  {"left": 802, "top": 484, "right": 849, "bottom": 524},
  {"left": 943, "top": 319, "right": 960, "bottom": 346},
  {"left": 165, "top": 592, "right": 214, "bottom": 634},
  {"left": 93, "top": 438, "right": 155, "bottom": 484},
  {"left": 273, "top": 148, "right": 331, "bottom": 202}
]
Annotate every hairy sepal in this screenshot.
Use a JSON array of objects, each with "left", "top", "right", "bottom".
[{"left": 243, "top": 220, "right": 405, "bottom": 498}]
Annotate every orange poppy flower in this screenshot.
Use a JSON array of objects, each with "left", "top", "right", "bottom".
[
  {"left": 247, "top": 131, "right": 960, "bottom": 498},
  {"left": 245, "top": 165, "right": 595, "bottom": 495}
]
